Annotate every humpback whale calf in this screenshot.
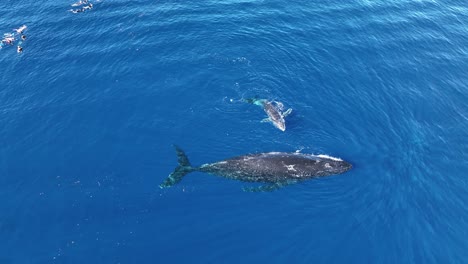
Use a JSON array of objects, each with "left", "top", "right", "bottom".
[
  {"left": 160, "top": 146, "right": 352, "bottom": 192},
  {"left": 246, "top": 98, "right": 292, "bottom": 131}
]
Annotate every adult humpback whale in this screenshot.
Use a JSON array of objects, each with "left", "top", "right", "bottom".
[
  {"left": 246, "top": 98, "right": 292, "bottom": 131},
  {"left": 160, "top": 146, "right": 352, "bottom": 191}
]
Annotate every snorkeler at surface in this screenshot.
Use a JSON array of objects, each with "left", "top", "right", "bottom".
[
  {"left": 69, "top": 0, "right": 93, "bottom": 13},
  {"left": 70, "top": 4, "right": 92, "bottom": 13},
  {"left": 70, "top": 8, "right": 84, "bottom": 13},
  {"left": 1, "top": 36, "right": 14, "bottom": 45},
  {"left": 14, "top": 25, "right": 27, "bottom": 34},
  {"left": 1, "top": 25, "right": 27, "bottom": 52},
  {"left": 82, "top": 3, "right": 93, "bottom": 10},
  {"left": 71, "top": 0, "right": 88, "bottom": 6},
  {"left": 3, "top": 33, "right": 15, "bottom": 43}
]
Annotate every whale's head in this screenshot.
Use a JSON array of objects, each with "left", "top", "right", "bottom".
[
  {"left": 334, "top": 160, "right": 352, "bottom": 174},
  {"left": 273, "top": 121, "right": 286, "bottom": 132},
  {"left": 316, "top": 155, "right": 352, "bottom": 175}
]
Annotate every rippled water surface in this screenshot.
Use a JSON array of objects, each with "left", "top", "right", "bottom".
[{"left": 1, "top": 0, "right": 467, "bottom": 263}]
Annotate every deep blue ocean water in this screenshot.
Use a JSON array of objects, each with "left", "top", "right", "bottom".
[{"left": 1, "top": 0, "right": 467, "bottom": 263}]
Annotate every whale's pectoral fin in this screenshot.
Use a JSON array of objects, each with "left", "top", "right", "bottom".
[
  {"left": 273, "top": 101, "right": 284, "bottom": 110},
  {"left": 282, "top": 108, "right": 292, "bottom": 117},
  {"left": 242, "top": 182, "right": 292, "bottom": 192},
  {"left": 261, "top": 118, "right": 271, "bottom": 123}
]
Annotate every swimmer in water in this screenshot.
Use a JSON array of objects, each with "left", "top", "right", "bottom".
[
  {"left": 71, "top": 0, "right": 88, "bottom": 6},
  {"left": 21, "top": 35, "right": 26, "bottom": 41},
  {"left": 14, "top": 25, "right": 27, "bottom": 34},
  {"left": 17, "top": 46, "right": 23, "bottom": 53},
  {"left": 70, "top": 8, "right": 84, "bottom": 13},
  {"left": 82, "top": 3, "right": 93, "bottom": 10},
  {"left": 2, "top": 37, "right": 14, "bottom": 45}
]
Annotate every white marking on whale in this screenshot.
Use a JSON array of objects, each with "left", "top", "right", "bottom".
[
  {"left": 316, "top": 154, "right": 343, "bottom": 161},
  {"left": 284, "top": 164, "right": 297, "bottom": 172}
]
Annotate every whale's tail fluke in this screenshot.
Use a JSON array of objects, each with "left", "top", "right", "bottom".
[
  {"left": 244, "top": 97, "right": 265, "bottom": 107},
  {"left": 244, "top": 97, "right": 256, "bottom": 104},
  {"left": 160, "top": 145, "right": 194, "bottom": 188}
]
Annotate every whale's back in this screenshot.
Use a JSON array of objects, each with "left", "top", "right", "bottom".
[
  {"left": 200, "top": 152, "right": 351, "bottom": 183},
  {"left": 263, "top": 102, "right": 286, "bottom": 131}
]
